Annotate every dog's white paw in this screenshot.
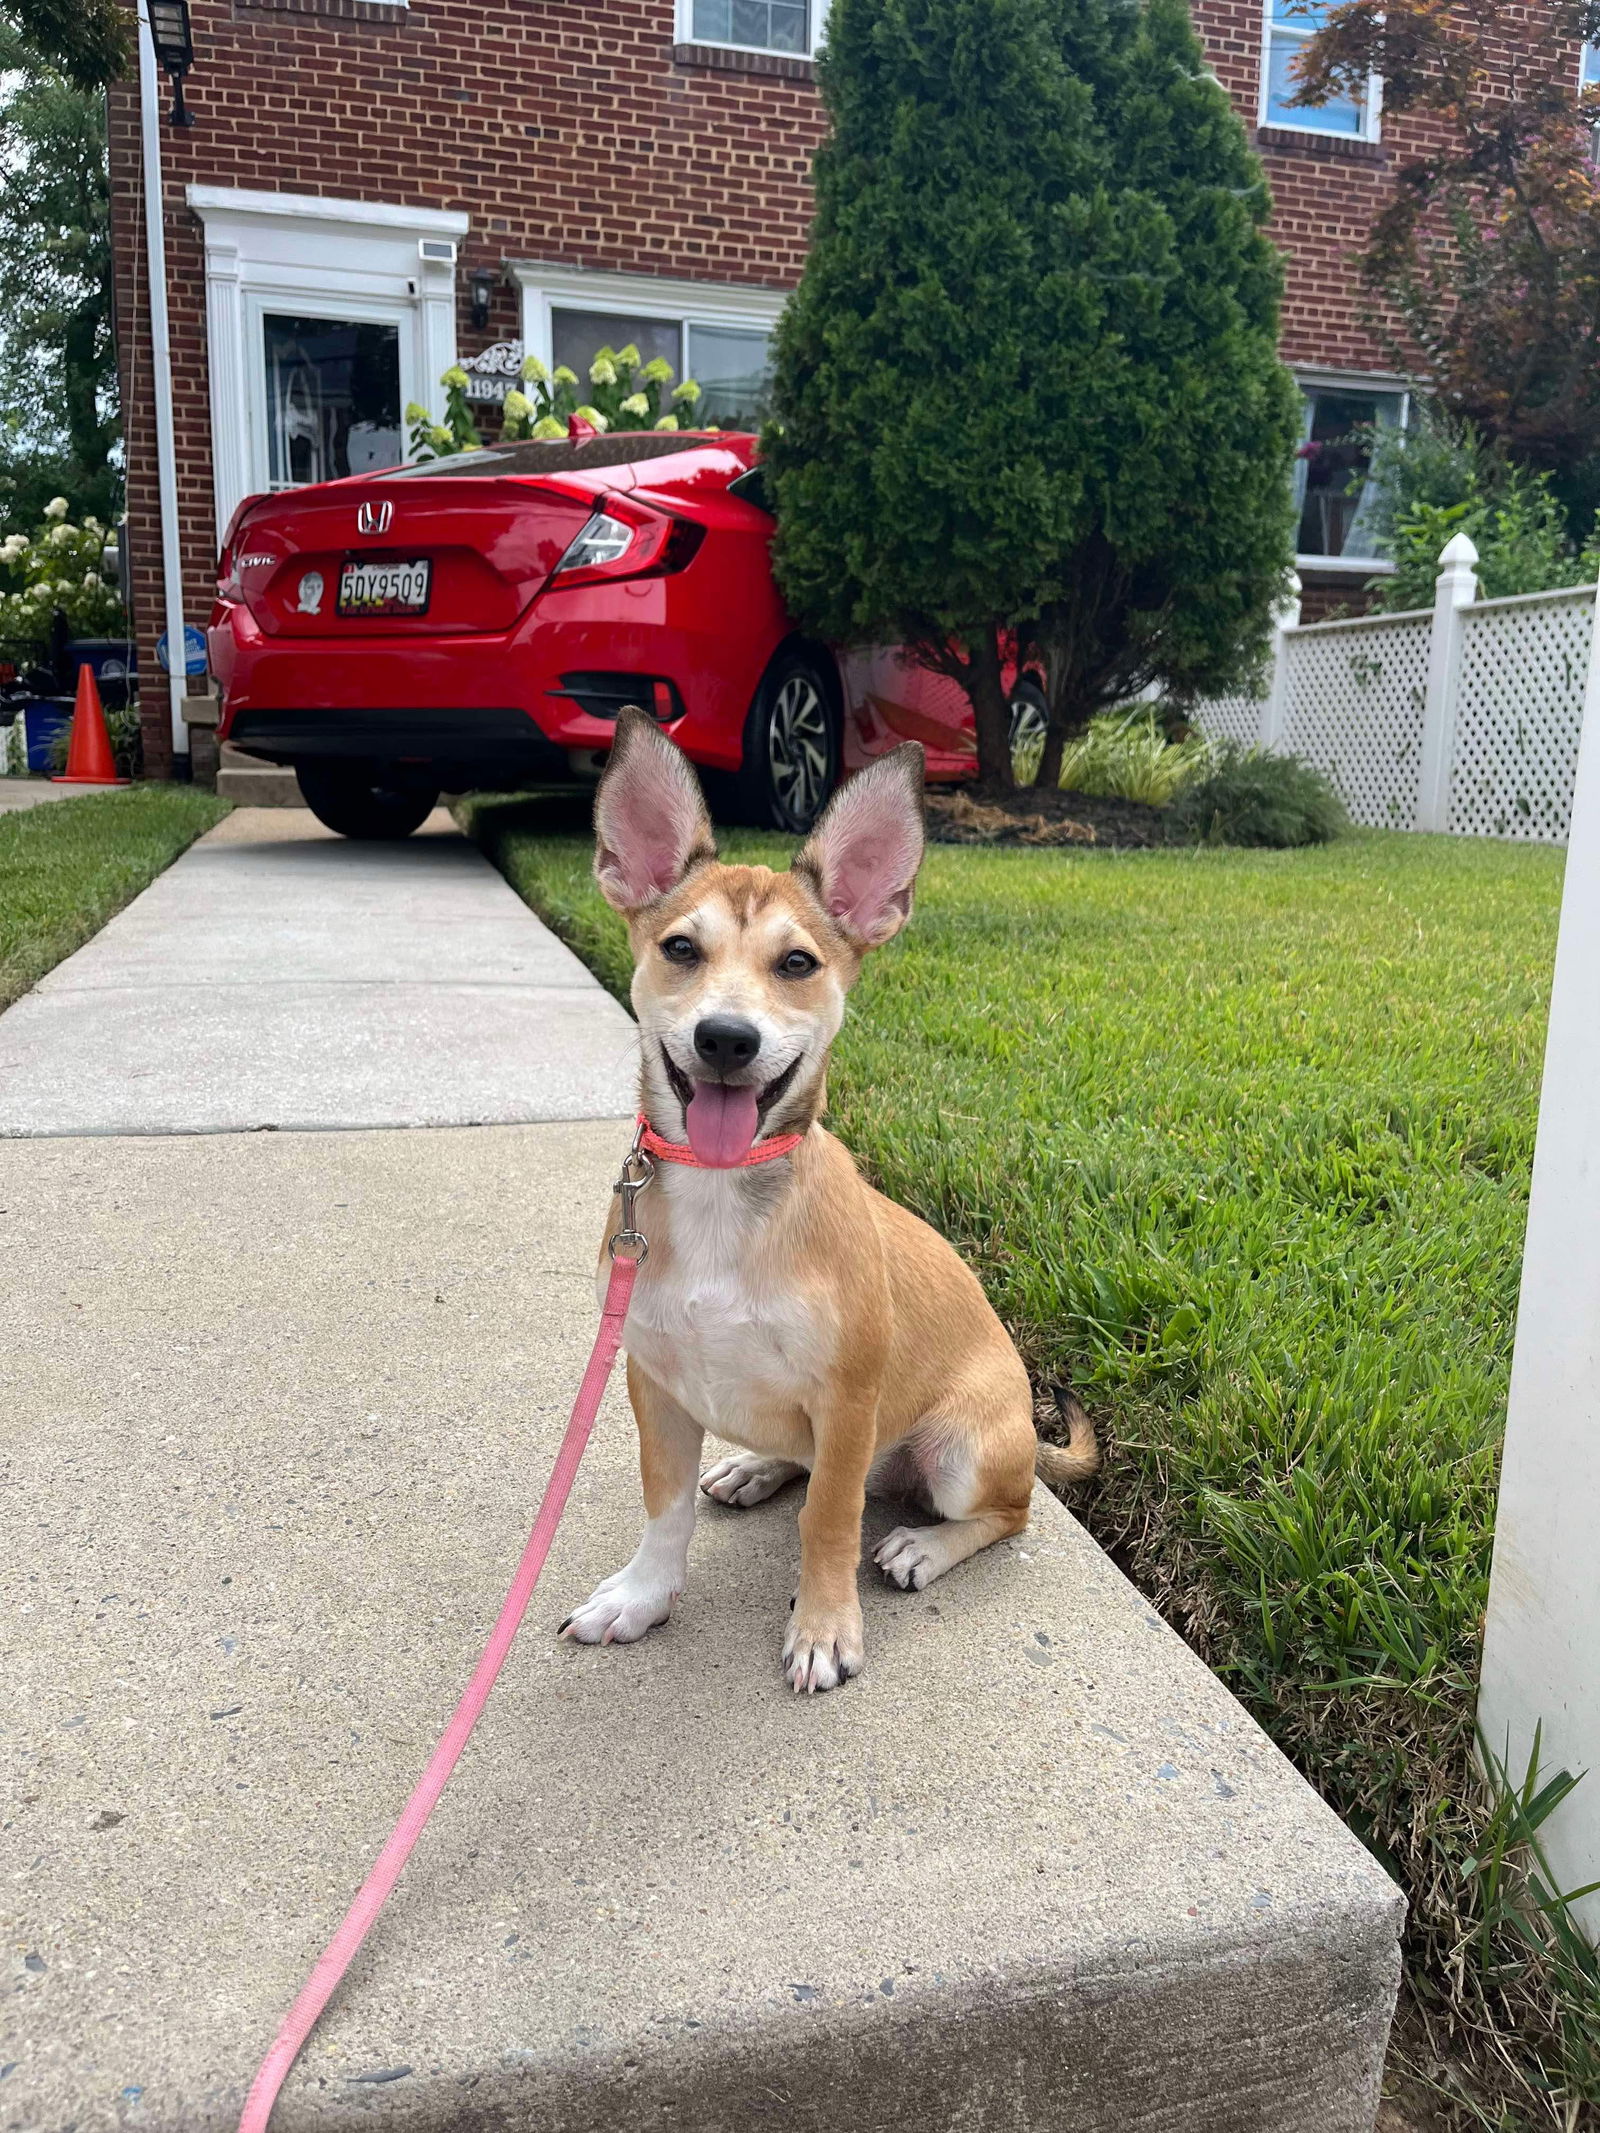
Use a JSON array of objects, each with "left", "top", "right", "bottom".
[
  {"left": 874, "top": 1525, "right": 949, "bottom": 1592},
  {"left": 700, "top": 1452, "right": 805, "bottom": 1507},
  {"left": 782, "top": 1599, "right": 864, "bottom": 1695},
  {"left": 559, "top": 1565, "right": 678, "bottom": 1647}
]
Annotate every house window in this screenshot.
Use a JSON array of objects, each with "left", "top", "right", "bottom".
[
  {"left": 678, "top": 0, "right": 827, "bottom": 57},
  {"left": 1294, "top": 382, "right": 1406, "bottom": 565},
  {"left": 550, "top": 309, "right": 775, "bottom": 427},
  {"left": 1261, "top": 0, "right": 1380, "bottom": 137},
  {"left": 517, "top": 266, "right": 787, "bottom": 430}
]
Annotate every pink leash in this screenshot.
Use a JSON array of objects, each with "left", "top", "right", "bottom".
[
  {"left": 236, "top": 1132, "right": 653, "bottom": 2133},
  {"left": 237, "top": 1113, "right": 802, "bottom": 2130}
]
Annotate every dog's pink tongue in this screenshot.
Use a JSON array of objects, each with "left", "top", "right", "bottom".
[{"left": 685, "top": 1082, "right": 760, "bottom": 1168}]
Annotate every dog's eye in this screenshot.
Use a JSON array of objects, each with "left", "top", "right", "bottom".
[
  {"left": 777, "top": 949, "right": 820, "bottom": 979},
  {"left": 659, "top": 934, "right": 698, "bottom": 965}
]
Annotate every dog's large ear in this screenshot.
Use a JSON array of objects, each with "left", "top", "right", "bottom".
[
  {"left": 793, "top": 743, "right": 924, "bottom": 949},
  {"left": 594, "top": 708, "right": 716, "bottom": 913}
]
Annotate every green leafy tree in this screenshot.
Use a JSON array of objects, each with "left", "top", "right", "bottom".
[
  {"left": 0, "top": 27, "right": 120, "bottom": 530},
  {"left": 0, "top": 0, "right": 127, "bottom": 87},
  {"left": 1294, "top": 0, "right": 1600, "bottom": 539},
  {"left": 764, "top": 0, "right": 1299, "bottom": 788}
]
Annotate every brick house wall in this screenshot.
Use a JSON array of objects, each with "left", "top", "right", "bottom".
[{"left": 104, "top": 0, "right": 1519, "bottom": 774}]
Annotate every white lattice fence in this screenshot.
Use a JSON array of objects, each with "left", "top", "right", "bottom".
[
  {"left": 1192, "top": 693, "right": 1261, "bottom": 749},
  {"left": 1191, "top": 546, "right": 1600, "bottom": 845},
  {"left": 1279, "top": 613, "right": 1432, "bottom": 831},
  {"left": 1448, "top": 588, "right": 1592, "bottom": 843}
]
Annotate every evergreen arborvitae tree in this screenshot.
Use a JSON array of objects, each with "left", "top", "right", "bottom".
[{"left": 764, "top": 0, "right": 1299, "bottom": 790}]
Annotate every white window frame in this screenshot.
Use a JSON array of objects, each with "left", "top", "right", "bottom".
[
  {"left": 1258, "top": 0, "right": 1382, "bottom": 142},
  {"left": 187, "top": 185, "right": 467, "bottom": 539},
  {"left": 1292, "top": 369, "right": 1409, "bottom": 574},
  {"left": 507, "top": 261, "right": 787, "bottom": 411},
  {"left": 674, "top": 0, "right": 829, "bottom": 60}
]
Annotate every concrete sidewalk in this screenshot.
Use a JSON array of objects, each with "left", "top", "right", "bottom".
[
  {"left": 0, "top": 810, "right": 636, "bottom": 1136},
  {"left": 3, "top": 1121, "right": 1401, "bottom": 2133},
  {"left": 1, "top": 807, "right": 1402, "bottom": 2130}
]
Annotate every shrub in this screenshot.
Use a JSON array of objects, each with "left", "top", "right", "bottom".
[
  {"left": 763, "top": 0, "right": 1299, "bottom": 789},
  {"left": 1170, "top": 743, "right": 1347, "bottom": 847},
  {"left": 1051, "top": 710, "right": 1215, "bottom": 805},
  {"left": 1366, "top": 410, "right": 1587, "bottom": 612},
  {"left": 0, "top": 496, "right": 124, "bottom": 641}
]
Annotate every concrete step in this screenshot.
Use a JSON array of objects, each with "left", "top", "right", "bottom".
[
  {"left": 4, "top": 1109, "right": 1403, "bottom": 2132},
  {"left": 216, "top": 741, "right": 303, "bottom": 806}
]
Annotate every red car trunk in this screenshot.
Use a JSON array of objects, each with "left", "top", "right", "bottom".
[{"left": 225, "top": 477, "right": 598, "bottom": 638}]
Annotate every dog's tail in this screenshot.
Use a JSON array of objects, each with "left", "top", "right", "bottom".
[{"left": 1034, "top": 1389, "right": 1100, "bottom": 1490}]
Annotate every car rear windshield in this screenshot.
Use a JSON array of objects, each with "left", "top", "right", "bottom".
[{"left": 380, "top": 434, "right": 751, "bottom": 479}]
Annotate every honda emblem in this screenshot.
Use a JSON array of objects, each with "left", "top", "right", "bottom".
[{"left": 357, "top": 500, "right": 393, "bottom": 536}]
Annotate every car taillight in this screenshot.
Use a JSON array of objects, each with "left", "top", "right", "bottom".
[
  {"left": 557, "top": 511, "right": 634, "bottom": 573},
  {"left": 552, "top": 502, "right": 706, "bottom": 587}
]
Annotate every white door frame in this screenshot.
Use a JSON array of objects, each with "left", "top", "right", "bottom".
[{"left": 187, "top": 185, "right": 469, "bottom": 539}]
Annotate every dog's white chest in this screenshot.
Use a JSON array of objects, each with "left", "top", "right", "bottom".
[{"left": 609, "top": 1172, "right": 821, "bottom": 1448}]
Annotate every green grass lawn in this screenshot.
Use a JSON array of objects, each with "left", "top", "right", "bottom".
[
  {"left": 0, "top": 786, "right": 230, "bottom": 1013},
  {"left": 463, "top": 793, "right": 1579, "bottom": 2122}
]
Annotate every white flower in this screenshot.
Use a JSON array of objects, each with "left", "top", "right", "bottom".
[
  {"left": 589, "top": 357, "right": 617, "bottom": 387},
  {"left": 620, "top": 393, "right": 649, "bottom": 417},
  {"left": 0, "top": 534, "right": 28, "bottom": 562},
  {"left": 49, "top": 523, "right": 76, "bottom": 545},
  {"left": 520, "top": 355, "right": 549, "bottom": 384},
  {"left": 43, "top": 496, "right": 68, "bottom": 519},
  {"left": 572, "top": 405, "right": 609, "bottom": 432},
  {"left": 83, "top": 570, "right": 103, "bottom": 588}
]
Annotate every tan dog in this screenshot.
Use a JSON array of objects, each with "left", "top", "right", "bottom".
[{"left": 560, "top": 709, "right": 1096, "bottom": 1692}]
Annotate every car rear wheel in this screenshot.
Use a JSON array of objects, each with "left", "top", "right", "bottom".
[
  {"left": 1009, "top": 677, "right": 1049, "bottom": 783},
  {"left": 735, "top": 646, "right": 841, "bottom": 833},
  {"left": 294, "top": 760, "right": 440, "bottom": 840}
]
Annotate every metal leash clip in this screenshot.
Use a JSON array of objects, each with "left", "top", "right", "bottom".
[{"left": 609, "top": 1121, "right": 656, "bottom": 1262}]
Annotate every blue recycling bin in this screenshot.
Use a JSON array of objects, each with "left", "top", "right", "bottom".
[
  {"left": 66, "top": 638, "right": 136, "bottom": 711},
  {"left": 23, "top": 698, "right": 73, "bottom": 774}
]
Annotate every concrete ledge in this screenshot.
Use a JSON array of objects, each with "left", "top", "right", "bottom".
[
  {"left": 216, "top": 744, "right": 304, "bottom": 807},
  {"left": 2, "top": 1120, "right": 1402, "bottom": 2132}
]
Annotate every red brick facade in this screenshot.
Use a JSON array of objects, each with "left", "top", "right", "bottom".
[{"left": 103, "top": 0, "right": 1495, "bottom": 773}]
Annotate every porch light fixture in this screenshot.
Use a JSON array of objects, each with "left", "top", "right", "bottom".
[
  {"left": 147, "top": 0, "right": 197, "bottom": 126},
  {"left": 469, "top": 269, "right": 494, "bottom": 331}
]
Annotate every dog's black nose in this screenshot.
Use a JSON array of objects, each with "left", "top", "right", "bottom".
[{"left": 693, "top": 1015, "right": 761, "bottom": 1072}]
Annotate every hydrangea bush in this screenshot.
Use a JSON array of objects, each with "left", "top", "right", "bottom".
[
  {"left": 0, "top": 498, "right": 126, "bottom": 645},
  {"left": 404, "top": 348, "right": 703, "bottom": 461}
]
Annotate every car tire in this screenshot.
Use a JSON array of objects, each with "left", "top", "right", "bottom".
[
  {"left": 294, "top": 760, "right": 440, "bottom": 840},
  {"left": 732, "top": 645, "right": 842, "bottom": 833},
  {"left": 1009, "top": 677, "right": 1049, "bottom": 782}
]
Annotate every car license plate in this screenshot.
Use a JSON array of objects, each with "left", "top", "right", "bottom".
[{"left": 337, "top": 557, "right": 431, "bottom": 617}]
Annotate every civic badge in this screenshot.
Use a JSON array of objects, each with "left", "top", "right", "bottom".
[
  {"left": 296, "top": 570, "right": 324, "bottom": 615},
  {"left": 357, "top": 500, "right": 393, "bottom": 535}
]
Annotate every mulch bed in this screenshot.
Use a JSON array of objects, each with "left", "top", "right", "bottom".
[{"left": 924, "top": 784, "right": 1177, "bottom": 850}]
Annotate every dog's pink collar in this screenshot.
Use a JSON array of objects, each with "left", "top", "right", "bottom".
[{"left": 637, "top": 1112, "right": 804, "bottom": 1168}]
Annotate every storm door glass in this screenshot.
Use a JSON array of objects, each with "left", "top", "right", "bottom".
[{"left": 262, "top": 314, "right": 403, "bottom": 489}]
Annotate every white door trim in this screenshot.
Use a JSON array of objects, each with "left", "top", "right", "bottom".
[{"left": 187, "top": 186, "right": 468, "bottom": 539}]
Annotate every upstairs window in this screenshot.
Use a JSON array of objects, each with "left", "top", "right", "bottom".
[
  {"left": 1261, "top": 0, "right": 1380, "bottom": 138},
  {"left": 681, "top": 0, "right": 826, "bottom": 57}
]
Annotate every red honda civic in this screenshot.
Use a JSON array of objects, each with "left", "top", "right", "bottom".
[{"left": 208, "top": 429, "right": 1045, "bottom": 838}]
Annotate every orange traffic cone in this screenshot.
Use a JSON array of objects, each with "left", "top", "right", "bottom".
[{"left": 53, "top": 663, "right": 130, "bottom": 787}]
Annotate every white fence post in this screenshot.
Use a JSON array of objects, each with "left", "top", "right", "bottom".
[
  {"left": 1415, "top": 533, "right": 1479, "bottom": 832},
  {"left": 1478, "top": 571, "right": 1600, "bottom": 1935},
  {"left": 1259, "top": 571, "right": 1302, "bottom": 751}
]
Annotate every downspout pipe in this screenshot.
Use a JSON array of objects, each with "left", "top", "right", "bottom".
[{"left": 137, "top": 0, "right": 190, "bottom": 763}]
